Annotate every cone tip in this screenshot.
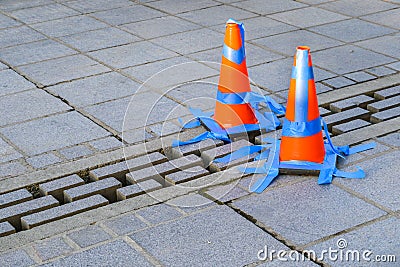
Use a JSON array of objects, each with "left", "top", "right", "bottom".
[{"left": 297, "top": 46, "right": 310, "bottom": 51}]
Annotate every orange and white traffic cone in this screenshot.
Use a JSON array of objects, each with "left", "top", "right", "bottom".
[{"left": 279, "top": 46, "right": 325, "bottom": 163}]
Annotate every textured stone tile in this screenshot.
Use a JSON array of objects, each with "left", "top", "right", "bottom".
[
  {"left": 386, "top": 61, "right": 400, "bottom": 71},
  {"left": 236, "top": 16, "right": 297, "bottom": 40},
  {"left": 167, "top": 139, "right": 224, "bottom": 159},
  {"left": 26, "top": 153, "right": 62, "bottom": 169},
  {"left": 19, "top": 55, "right": 109, "bottom": 86},
  {"left": 39, "top": 174, "right": 84, "bottom": 202},
  {"left": 201, "top": 139, "right": 252, "bottom": 166},
  {"left": 34, "top": 237, "right": 72, "bottom": 261},
  {"left": 91, "top": 5, "right": 165, "bottom": 25},
  {"left": 332, "top": 119, "right": 371, "bottom": 134},
  {"left": 21, "top": 195, "right": 108, "bottom": 229},
  {"left": 147, "top": 0, "right": 219, "bottom": 14},
  {"left": 67, "top": 225, "right": 112, "bottom": 248},
  {"left": 345, "top": 71, "right": 376, "bottom": 82},
  {"left": 103, "top": 213, "right": 147, "bottom": 235},
  {"left": 0, "top": 249, "right": 35, "bottom": 267},
  {"left": 269, "top": 7, "right": 349, "bottom": 28},
  {"left": 205, "top": 183, "right": 249, "bottom": 202},
  {"left": 323, "top": 76, "right": 356, "bottom": 88},
  {"left": 148, "top": 122, "right": 181, "bottom": 137},
  {"left": 374, "top": 86, "right": 400, "bottom": 100},
  {"left": 151, "top": 28, "right": 222, "bottom": 54},
  {"left": 322, "top": 0, "right": 397, "bottom": 16},
  {"left": 122, "top": 16, "right": 199, "bottom": 39},
  {"left": 59, "top": 27, "right": 140, "bottom": 52},
  {"left": 367, "top": 95, "right": 400, "bottom": 112},
  {"left": 370, "top": 106, "right": 400, "bottom": 123},
  {"left": 64, "top": 0, "right": 133, "bottom": 13},
  {"left": 377, "top": 132, "right": 399, "bottom": 148},
  {"left": 232, "top": 0, "right": 306, "bottom": 15},
  {"left": 40, "top": 240, "right": 152, "bottom": 266},
  {"left": 366, "top": 66, "right": 397, "bottom": 77},
  {"left": 0, "top": 161, "right": 29, "bottom": 179},
  {"left": 249, "top": 58, "right": 292, "bottom": 92},
  {"left": 361, "top": 8, "right": 400, "bottom": 29},
  {"left": 356, "top": 34, "right": 400, "bottom": 59},
  {"left": 166, "top": 193, "right": 216, "bottom": 213},
  {"left": 116, "top": 179, "right": 162, "bottom": 200},
  {"left": 0, "top": 111, "right": 110, "bottom": 155},
  {"left": 48, "top": 72, "right": 139, "bottom": 107},
  {"left": 122, "top": 129, "right": 155, "bottom": 145},
  {"left": 360, "top": 140, "right": 390, "bottom": 156},
  {"left": 178, "top": 5, "right": 256, "bottom": 27},
  {"left": 0, "top": 26, "right": 45, "bottom": 48},
  {"left": 0, "top": 13, "right": 21, "bottom": 29},
  {"left": 0, "top": 89, "right": 70, "bottom": 126},
  {"left": 89, "top": 137, "right": 122, "bottom": 151},
  {"left": 0, "top": 137, "right": 22, "bottom": 163},
  {"left": 88, "top": 41, "right": 177, "bottom": 69},
  {"left": 0, "top": 221, "right": 15, "bottom": 237},
  {"left": 309, "top": 19, "right": 396, "bottom": 43},
  {"left": 0, "top": 39, "right": 77, "bottom": 66},
  {"left": 313, "top": 67, "right": 337, "bottom": 81},
  {"left": 0, "top": 69, "right": 35, "bottom": 96},
  {"left": 309, "top": 217, "right": 399, "bottom": 266},
  {"left": 0, "top": 188, "right": 32, "bottom": 209},
  {"left": 312, "top": 45, "right": 395, "bottom": 75},
  {"left": 59, "top": 145, "right": 93, "bottom": 159},
  {"left": 324, "top": 107, "right": 369, "bottom": 126},
  {"left": 315, "top": 83, "right": 333, "bottom": 94},
  {"left": 232, "top": 180, "right": 386, "bottom": 245},
  {"left": 9, "top": 3, "right": 79, "bottom": 24},
  {"left": 64, "top": 177, "right": 121, "bottom": 202},
  {"left": 329, "top": 95, "right": 374, "bottom": 112},
  {"left": 253, "top": 30, "right": 342, "bottom": 56},
  {"left": 31, "top": 15, "right": 108, "bottom": 37},
  {"left": 131, "top": 205, "right": 287, "bottom": 266},
  {"left": 164, "top": 166, "right": 209, "bottom": 185},
  {"left": 0, "top": 0, "right": 53, "bottom": 12},
  {"left": 136, "top": 203, "right": 182, "bottom": 224}
]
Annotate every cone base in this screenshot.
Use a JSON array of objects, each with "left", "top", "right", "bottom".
[{"left": 279, "top": 131, "right": 325, "bottom": 164}]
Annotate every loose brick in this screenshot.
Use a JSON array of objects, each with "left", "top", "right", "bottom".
[
  {"left": 21, "top": 195, "right": 108, "bottom": 230},
  {"left": 201, "top": 139, "right": 252, "bottom": 166},
  {"left": 0, "top": 195, "right": 59, "bottom": 230},
  {"left": 370, "top": 106, "right": 400, "bottom": 123},
  {"left": 166, "top": 139, "right": 224, "bottom": 159},
  {"left": 367, "top": 95, "right": 400, "bottom": 112},
  {"left": 63, "top": 177, "right": 121, "bottom": 203},
  {"left": 164, "top": 166, "right": 209, "bottom": 185},
  {"left": 323, "top": 107, "right": 369, "bottom": 127},
  {"left": 332, "top": 119, "right": 371, "bottom": 134},
  {"left": 0, "top": 221, "right": 15, "bottom": 237},
  {"left": 329, "top": 95, "right": 374, "bottom": 112},
  {"left": 209, "top": 152, "right": 259, "bottom": 173},
  {"left": 89, "top": 152, "right": 167, "bottom": 182},
  {"left": 116, "top": 180, "right": 162, "bottom": 200},
  {"left": 319, "top": 107, "right": 331, "bottom": 116},
  {"left": 374, "top": 85, "right": 400, "bottom": 100},
  {"left": 126, "top": 154, "right": 203, "bottom": 184},
  {"left": 39, "top": 174, "right": 84, "bottom": 203},
  {"left": 0, "top": 188, "right": 33, "bottom": 209}
]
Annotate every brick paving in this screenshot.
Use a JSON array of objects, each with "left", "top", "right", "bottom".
[{"left": 0, "top": 0, "right": 399, "bottom": 266}]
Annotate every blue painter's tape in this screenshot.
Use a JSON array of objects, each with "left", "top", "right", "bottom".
[
  {"left": 318, "top": 145, "right": 337, "bottom": 184},
  {"left": 291, "top": 66, "right": 314, "bottom": 80},
  {"left": 216, "top": 91, "right": 249, "bottom": 104},
  {"left": 213, "top": 145, "right": 265, "bottom": 164},
  {"left": 282, "top": 117, "right": 321, "bottom": 138},
  {"left": 333, "top": 167, "right": 365, "bottom": 179},
  {"left": 348, "top": 142, "right": 376, "bottom": 155},
  {"left": 178, "top": 117, "right": 201, "bottom": 129},
  {"left": 171, "top": 131, "right": 230, "bottom": 147},
  {"left": 279, "top": 160, "right": 322, "bottom": 171},
  {"left": 222, "top": 44, "right": 245, "bottom": 65}
]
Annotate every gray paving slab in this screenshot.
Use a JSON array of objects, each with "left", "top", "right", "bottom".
[
  {"left": 131, "top": 205, "right": 287, "bottom": 266},
  {"left": 269, "top": 7, "right": 349, "bottom": 28},
  {"left": 18, "top": 54, "right": 109, "bottom": 86},
  {"left": 0, "top": 137, "right": 22, "bottom": 163},
  {"left": 309, "top": 217, "right": 399, "bottom": 267},
  {"left": 374, "top": 86, "right": 400, "bottom": 100},
  {"left": 9, "top": 3, "right": 79, "bottom": 24},
  {"left": 103, "top": 213, "right": 147, "bottom": 235},
  {"left": 33, "top": 237, "right": 72, "bottom": 261},
  {"left": 91, "top": 5, "right": 166, "bottom": 25},
  {"left": 361, "top": 8, "right": 400, "bottom": 29},
  {"left": 238, "top": 16, "right": 297, "bottom": 40},
  {"left": 26, "top": 153, "right": 62, "bottom": 169},
  {"left": 324, "top": 107, "right": 369, "bottom": 126},
  {"left": 356, "top": 34, "right": 400, "bottom": 59},
  {"left": 0, "top": 0, "right": 53, "bottom": 12},
  {"left": 88, "top": 41, "right": 177, "bottom": 69},
  {"left": 0, "top": 89, "right": 70, "bottom": 126},
  {"left": 370, "top": 106, "right": 400, "bottom": 123},
  {"left": 329, "top": 95, "right": 374, "bottom": 112},
  {"left": 366, "top": 66, "right": 397, "bottom": 77},
  {"left": 135, "top": 203, "right": 182, "bottom": 224},
  {"left": 344, "top": 71, "right": 376, "bottom": 83},
  {"left": 0, "top": 25, "right": 46, "bottom": 48},
  {"left": 59, "top": 27, "right": 141, "bottom": 52},
  {"left": 232, "top": 179, "right": 386, "bottom": 246},
  {"left": 0, "top": 221, "right": 15, "bottom": 237},
  {"left": 148, "top": 122, "right": 181, "bottom": 137},
  {"left": 63, "top": 0, "right": 133, "bottom": 13},
  {"left": 377, "top": 132, "right": 399, "bottom": 148},
  {"left": 0, "top": 39, "right": 77, "bottom": 67},
  {"left": 39, "top": 174, "right": 84, "bottom": 202},
  {"left": 359, "top": 140, "right": 390, "bottom": 157},
  {"left": 313, "top": 67, "right": 337, "bottom": 81},
  {"left": 166, "top": 193, "right": 216, "bottom": 213},
  {"left": 319, "top": 0, "right": 398, "bottom": 17},
  {"left": 249, "top": 58, "right": 292, "bottom": 92},
  {"left": 0, "top": 188, "right": 32, "bottom": 209},
  {"left": 0, "top": 13, "right": 21, "bottom": 29},
  {"left": 367, "top": 95, "right": 400, "bottom": 112},
  {"left": 312, "top": 45, "right": 395, "bottom": 75},
  {"left": 232, "top": 0, "right": 307, "bottom": 15},
  {"left": 122, "top": 15, "right": 200, "bottom": 39},
  {"left": 59, "top": 145, "right": 93, "bottom": 160},
  {"left": 0, "top": 161, "right": 29, "bottom": 179},
  {"left": 31, "top": 15, "right": 109, "bottom": 37},
  {"left": 151, "top": 28, "right": 222, "bottom": 54},
  {"left": 332, "top": 119, "right": 371, "bottom": 134},
  {"left": 0, "top": 69, "right": 36, "bottom": 97},
  {"left": 0, "top": 111, "right": 110, "bottom": 155},
  {"left": 147, "top": 0, "right": 220, "bottom": 15},
  {"left": 338, "top": 150, "right": 399, "bottom": 211},
  {"left": 67, "top": 225, "right": 112, "bottom": 248},
  {"left": 39, "top": 240, "right": 152, "bottom": 267},
  {"left": 253, "top": 30, "right": 343, "bottom": 57},
  {"left": 116, "top": 179, "right": 162, "bottom": 200},
  {"left": 0, "top": 249, "right": 35, "bottom": 267},
  {"left": 89, "top": 137, "right": 122, "bottom": 151},
  {"left": 165, "top": 166, "right": 209, "bottom": 185},
  {"left": 309, "top": 19, "right": 396, "bottom": 43},
  {"left": 323, "top": 76, "right": 356, "bottom": 88},
  {"left": 205, "top": 183, "right": 249, "bottom": 202},
  {"left": 387, "top": 61, "right": 400, "bottom": 71}
]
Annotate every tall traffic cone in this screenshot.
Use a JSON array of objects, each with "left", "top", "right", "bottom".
[
  {"left": 279, "top": 46, "right": 325, "bottom": 163},
  {"left": 213, "top": 19, "right": 258, "bottom": 129}
]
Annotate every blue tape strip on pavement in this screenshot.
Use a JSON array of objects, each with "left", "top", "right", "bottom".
[
  {"left": 171, "top": 131, "right": 231, "bottom": 147},
  {"left": 333, "top": 167, "right": 365, "bottom": 179},
  {"left": 279, "top": 160, "right": 322, "bottom": 171},
  {"left": 213, "top": 145, "right": 266, "bottom": 163},
  {"left": 282, "top": 117, "right": 321, "bottom": 138},
  {"left": 318, "top": 145, "right": 337, "bottom": 184},
  {"left": 178, "top": 117, "right": 201, "bottom": 129},
  {"left": 348, "top": 142, "right": 376, "bottom": 155}
]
